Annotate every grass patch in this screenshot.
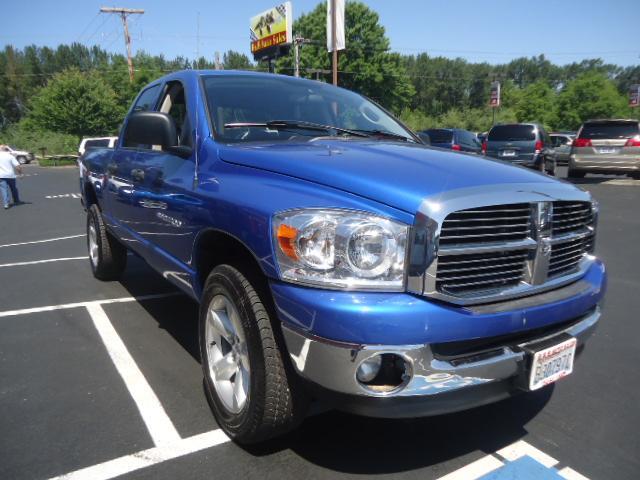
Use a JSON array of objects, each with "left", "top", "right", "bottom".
[{"left": 38, "top": 157, "right": 78, "bottom": 167}]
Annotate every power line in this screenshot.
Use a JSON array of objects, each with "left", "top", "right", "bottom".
[
  {"left": 74, "top": 12, "right": 101, "bottom": 44},
  {"left": 84, "top": 13, "right": 111, "bottom": 45},
  {"left": 99, "top": 7, "right": 145, "bottom": 82}
]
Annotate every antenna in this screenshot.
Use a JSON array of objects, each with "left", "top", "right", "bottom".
[{"left": 193, "top": 73, "right": 200, "bottom": 189}]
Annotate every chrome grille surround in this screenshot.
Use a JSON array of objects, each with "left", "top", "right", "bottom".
[{"left": 407, "top": 183, "right": 597, "bottom": 305}]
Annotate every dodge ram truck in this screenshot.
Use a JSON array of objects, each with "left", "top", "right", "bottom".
[{"left": 80, "top": 70, "right": 606, "bottom": 444}]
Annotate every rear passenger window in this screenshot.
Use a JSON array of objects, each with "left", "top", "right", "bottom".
[
  {"left": 132, "top": 84, "right": 162, "bottom": 112},
  {"left": 579, "top": 122, "right": 640, "bottom": 139},
  {"left": 488, "top": 125, "right": 535, "bottom": 141}
]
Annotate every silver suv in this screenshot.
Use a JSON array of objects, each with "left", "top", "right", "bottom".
[{"left": 569, "top": 119, "right": 640, "bottom": 179}]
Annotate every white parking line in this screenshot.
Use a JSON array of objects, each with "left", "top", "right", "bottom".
[
  {"left": 0, "top": 292, "right": 182, "bottom": 318},
  {"left": 436, "top": 455, "right": 504, "bottom": 480},
  {"left": 0, "top": 234, "right": 85, "bottom": 249},
  {"left": 87, "top": 303, "right": 181, "bottom": 447},
  {"left": 0, "top": 256, "right": 88, "bottom": 268},
  {"left": 48, "top": 429, "right": 230, "bottom": 480},
  {"left": 496, "top": 439, "right": 558, "bottom": 467}
]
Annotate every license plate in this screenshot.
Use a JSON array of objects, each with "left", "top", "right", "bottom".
[
  {"left": 501, "top": 150, "right": 516, "bottom": 157},
  {"left": 529, "top": 337, "right": 577, "bottom": 391},
  {"left": 597, "top": 147, "right": 618, "bottom": 154}
]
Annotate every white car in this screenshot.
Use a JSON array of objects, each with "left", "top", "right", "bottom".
[
  {"left": 6, "top": 146, "right": 35, "bottom": 164},
  {"left": 78, "top": 137, "right": 118, "bottom": 156}
]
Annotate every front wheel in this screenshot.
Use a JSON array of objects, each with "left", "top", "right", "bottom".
[
  {"left": 16, "top": 156, "right": 27, "bottom": 165},
  {"left": 199, "top": 265, "right": 307, "bottom": 444},
  {"left": 87, "top": 204, "right": 127, "bottom": 280},
  {"left": 546, "top": 159, "right": 557, "bottom": 176}
]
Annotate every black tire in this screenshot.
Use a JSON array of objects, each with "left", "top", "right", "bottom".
[
  {"left": 86, "top": 204, "right": 127, "bottom": 280},
  {"left": 16, "top": 156, "right": 27, "bottom": 165},
  {"left": 199, "top": 264, "right": 307, "bottom": 444},
  {"left": 568, "top": 169, "right": 585, "bottom": 179}
]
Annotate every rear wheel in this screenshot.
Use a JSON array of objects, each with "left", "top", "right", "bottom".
[
  {"left": 568, "top": 169, "right": 585, "bottom": 179},
  {"left": 199, "top": 264, "right": 307, "bottom": 444},
  {"left": 87, "top": 204, "right": 127, "bottom": 280}
]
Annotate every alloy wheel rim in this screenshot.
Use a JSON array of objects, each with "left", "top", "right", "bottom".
[
  {"left": 205, "top": 294, "right": 250, "bottom": 414},
  {"left": 88, "top": 223, "right": 99, "bottom": 267}
]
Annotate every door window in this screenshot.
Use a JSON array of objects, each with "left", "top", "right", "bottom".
[{"left": 132, "top": 84, "right": 162, "bottom": 112}]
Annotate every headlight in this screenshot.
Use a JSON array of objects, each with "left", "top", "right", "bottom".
[{"left": 273, "top": 209, "right": 408, "bottom": 290}]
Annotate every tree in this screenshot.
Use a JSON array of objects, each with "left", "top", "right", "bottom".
[
  {"left": 514, "top": 81, "right": 557, "bottom": 128},
  {"left": 28, "top": 69, "right": 124, "bottom": 138},
  {"left": 223, "top": 51, "right": 253, "bottom": 70},
  {"left": 555, "top": 73, "right": 627, "bottom": 130},
  {"left": 278, "top": 1, "right": 414, "bottom": 113}
]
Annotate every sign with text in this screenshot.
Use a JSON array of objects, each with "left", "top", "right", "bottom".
[
  {"left": 630, "top": 84, "right": 640, "bottom": 108},
  {"left": 250, "top": 2, "right": 292, "bottom": 57},
  {"left": 489, "top": 81, "right": 501, "bottom": 108}
]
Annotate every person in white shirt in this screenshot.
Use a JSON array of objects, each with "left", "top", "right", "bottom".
[{"left": 0, "top": 144, "right": 23, "bottom": 209}]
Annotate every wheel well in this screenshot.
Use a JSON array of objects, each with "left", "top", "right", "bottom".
[
  {"left": 84, "top": 182, "right": 98, "bottom": 209},
  {"left": 194, "top": 230, "right": 269, "bottom": 296}
]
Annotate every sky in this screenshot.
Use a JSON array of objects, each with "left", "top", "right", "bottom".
[{"left": 2, "top": 0, "right": 639, "bottom": 67}]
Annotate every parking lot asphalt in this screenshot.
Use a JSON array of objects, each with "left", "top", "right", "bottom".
[{"left": 0, "top": 164, "right": 638, "bottom": 480}]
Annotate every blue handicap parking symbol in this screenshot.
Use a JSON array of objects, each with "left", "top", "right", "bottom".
[{"left": 479, "top": 455, "right": 565, "bottom": 480}]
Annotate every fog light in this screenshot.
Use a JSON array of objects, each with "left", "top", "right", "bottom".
[{"left": 356, "top": 355, "right": 382, "bottom": 383}]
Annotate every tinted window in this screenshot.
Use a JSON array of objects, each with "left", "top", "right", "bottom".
[
  {"left": 488, "top": 125, "right": 535, "bottom": 141},
  {"left": 579, "top": 122, "right": 640, "bottom": 139},
  {"left": 424, "top": 129, "right": 453, "bottom": 143},
  {"left": 133, "top": 84, "right": 162, "bottom": 112},
  {"left": 85, "top": 139, "right": 111, "bottom": 149},
  {"left": 203, "top": 75, "right": 414, "bottom": 143}
]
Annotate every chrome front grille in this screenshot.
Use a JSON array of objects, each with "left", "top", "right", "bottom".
[
  {"left": 552, "top": 201, "right": 594, "bottom": 235},
  {"left": 436, "top": 250, "right": 529, "bottom": 294},
  {"left": 439, "top": 204, "right": 532, "bottom": 245},
  {"left": 425, "top": 199, "right": 596, "bottom": 304}
]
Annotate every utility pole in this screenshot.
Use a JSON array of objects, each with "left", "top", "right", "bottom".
[
  {"left": 331, "top": 0, "right": 337, "bottom": 85},
  {"left": 293, "top": 36, "right": 313, "bottom": 77},
  {"left": 100, "top": 7, "right": 144, "bottom": 82}
]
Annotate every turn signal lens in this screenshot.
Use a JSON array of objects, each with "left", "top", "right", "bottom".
[
  {"left": 277, "top": 224, "right": 298, "bottom": 260},
  {"left": 481, "top": 141, "right": 487, "bottom": 154},
  {"left": 451, "top": 144, "right": 461, "bottom": 151}
]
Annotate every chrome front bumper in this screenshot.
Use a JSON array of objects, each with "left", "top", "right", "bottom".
[
  {"left": 283, "top": 306, "right": 600, "bottom": 405},
  {"left": 570, "top": 154, "right": 640, "bottom": 171}
]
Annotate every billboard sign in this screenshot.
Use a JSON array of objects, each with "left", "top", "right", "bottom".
[
  {"left": 250, "top": 2, "right": 292, "bottom": 57},
  {"left": 630, "top": 84, "right": 640, "bottom": 108},
  {"left": 489, "top": 81, "right": 501, "bottom": 108}
]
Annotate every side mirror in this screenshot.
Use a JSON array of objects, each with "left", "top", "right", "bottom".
[{"left": 123, "top": 112, "right": 178, "bottom": 150}]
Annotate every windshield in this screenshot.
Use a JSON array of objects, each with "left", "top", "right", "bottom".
[
  {"left": 579, "top": 122, "right": 639, "bottom": 139},
  {"left": 424, "top": 129, "right": 453, "bottom": 143},
  {"left": 202, "top": 74, "right": 414, "bottom": 143},
  {"left": 488, "top": 125, "right": 535, "bottom": 142}
]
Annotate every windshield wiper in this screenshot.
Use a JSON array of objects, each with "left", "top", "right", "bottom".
[
  {"left": 351, "top": 129, "right": 414, "bottom": 142},
  {"left": 223, "top": 120, "right": 369, "bottom": 138}
]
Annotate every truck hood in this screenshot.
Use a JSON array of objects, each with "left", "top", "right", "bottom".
[{"left": 218, "top": 139, "right": 565, "bottom": 213}]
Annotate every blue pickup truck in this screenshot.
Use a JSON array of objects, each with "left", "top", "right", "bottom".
[{"left": 80, "top": 70, "right": 606, "bottom": 444}]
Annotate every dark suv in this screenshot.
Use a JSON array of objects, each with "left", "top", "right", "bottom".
[
  {"left": 422, "top": 128, "right": 482, "bottom": 153},
  {"left": 569, "top": 119, "right": 640, "bottom": 178},
  {"left": 483, "top": 123, "right": 556, "bottom": 175}
]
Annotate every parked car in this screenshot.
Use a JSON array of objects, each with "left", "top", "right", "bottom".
[
  {"left": 5, "top": 145, "right": 34, "bottom": 164},
  {"left": 483, "top": 123, "right": 557, "bottom": 175},
  {"left": 568, "top": 119, "right": 640, "bottom": 178},
  {"left": 421, "top": 128, "right": 482, "bottom": 153},
  {"left": 416, "top": 131, "right": 431, "bottom": 145},
  {"left": 550, "top": 133, "right": 575, "bottom": 166},
  {"left": 78, "top": 136, "right": 118, "bottom": 157},
  {"left": 80, "top": 71, "right": 605, "bottom": 444}
]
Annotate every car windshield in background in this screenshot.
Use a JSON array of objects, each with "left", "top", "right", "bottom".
[
  {"left": 424, "top": 129, "right": 453, "bottom": 143},
  {"left": 488, "top": 125, "right": 535, "bottom": 141},
  {"left": 85, "top": 139, "right": 111, "bottom": 148},
  {"left": 579, "top": 122, "right": 640, "bottom": 139},
  {"left": 202, "top": 75, "right": 415, "bottom": 143}
]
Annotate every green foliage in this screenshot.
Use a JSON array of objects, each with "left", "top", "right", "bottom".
[
  {"left": 277, "top": 1, "right": 415, "bottom": 113},
  {"left": 514, "top": 81, "right": 558, "bottom": 128},
  {"left": 555, "top": 73, "right": 628, "bottom": 130},
  {"left": 38, "top": 157, "right": 78, "bottom": 167},
  {"left": 223, "top": 51, "right": 253, "bottom": 70},
  {"left": 0, "top": 119, "right": 77, "bottom": 155},
  {"left": 28, "top": 69, "right": 124, "bottom": 138}
]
